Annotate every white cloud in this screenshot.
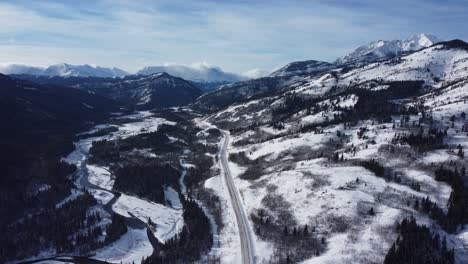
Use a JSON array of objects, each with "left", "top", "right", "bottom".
[{"left": 242, "top": 68, "right": 271, "bottom": 79}]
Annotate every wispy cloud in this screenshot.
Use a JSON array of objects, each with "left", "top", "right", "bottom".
[{"left": 0, "top": 0, "right": 466, "bottom": 73}]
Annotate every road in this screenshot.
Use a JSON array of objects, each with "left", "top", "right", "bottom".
[{"left": 218, "top": 129, "right": 256, "bottom": 264}]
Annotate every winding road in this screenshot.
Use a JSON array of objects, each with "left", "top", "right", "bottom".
[{"left": 218, "top": 129, "right": 256, "bottom": 264}]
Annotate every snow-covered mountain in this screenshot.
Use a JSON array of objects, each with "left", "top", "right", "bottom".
[
  {"left": 194, "top": 38, "right": 468, "bottom": 263},
  {"left": 336, "top": 33, "right": 443, "bottom": 65},
  {"left": 43, "top": 63, "right": 128, "bottom": 78},
  {"left": 136, "top": 63, "right": 245, "bottom": 83},
  {"left": 0, "top": 63, "right": 128, "bottom": 78}
]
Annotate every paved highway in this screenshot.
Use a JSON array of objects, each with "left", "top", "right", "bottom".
[{"left": 218, "top": 129, "right": 255, "bottom": 264}]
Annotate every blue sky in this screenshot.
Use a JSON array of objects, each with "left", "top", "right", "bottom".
[{"left": 0, "top": 0, "right": 467, "bottom": 74}]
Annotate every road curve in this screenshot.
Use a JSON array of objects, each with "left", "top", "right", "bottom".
[{"left": 218, "top": 130, "right": 255, "bottom": 264}]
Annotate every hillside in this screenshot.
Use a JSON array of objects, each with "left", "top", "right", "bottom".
[{"left": 193, "top": 39, "right": 468, "bottom": 263}]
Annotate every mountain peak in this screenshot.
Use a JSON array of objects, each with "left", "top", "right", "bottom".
[
  {"left": 402, "top": 33, "right": 442, "bottom": 50},
  {"left": 336, "top": 33, "right": 443, "bottom": 65}
]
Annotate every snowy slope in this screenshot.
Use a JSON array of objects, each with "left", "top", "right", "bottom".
[
  {"left": 199, "top": 38, "right": 468, "bottom": 263},
  {"left": 337, "top": 40, "right": 468, "bottom": 88}
]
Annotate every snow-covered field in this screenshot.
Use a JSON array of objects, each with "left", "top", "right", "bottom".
[
  {"left": 93, "top": 227, "right": 153, "bottom": 263},
  {"left": 112, "top": 193, "right": 183, "bottom": 243}
]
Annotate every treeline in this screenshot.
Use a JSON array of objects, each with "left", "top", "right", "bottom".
[
  {"left": 105, "top": 213, "right": 128, "bottom": 244},
  {"left": 270, "top": 81, "right": 422, "bottom": 129},
  {"left": 0, "top": 192, "right": 98, "bottom": 261},
  {"left": 143, "top": 197, "right": 212, "bottom": 263},
  {"left": 359, "top": 159, "right": 385, "bottom": 177},
  {"left": 384, "top": 217, "right": 454, "bottom": 264},
  {"left": 78, "top": 126, "right": 119, "bottom": 139},
  {"left": 392, "top": 129, "right": 446, "bottom": 152},
  {"left": 184, "top": 153, "right": 214, "bottom": 193},
  {"left": 434, "top": 165, "right": 468, "bottom": 232},
  {"left": 272, "top": 94, "right": 321, "bottom": 121},
  {"left": 89, "top": 123, "right": 198, "bottom": 165},
  {"left": 251, "top": 210, "right": 324, "bottom": 263},
  {"left": 264, "top": 84, "right": 422, "bottom": 140},
  {"left": 113, "top": 163, "right": 180, "bottom": 204}
]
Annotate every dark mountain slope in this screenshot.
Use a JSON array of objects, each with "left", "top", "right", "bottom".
[{"left": 12, "top": 72, "right": 203, "bottom": 109}]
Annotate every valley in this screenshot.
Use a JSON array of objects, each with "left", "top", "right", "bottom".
[{"left": 2, "top": 34, "right": 468, "bottom": 264}]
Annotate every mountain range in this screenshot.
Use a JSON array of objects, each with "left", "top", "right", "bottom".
[
  {"left": 0, "top": 33, "right": 441, "bottom": 83},
  {"left": 0, "top": 63, "right": 129, "bottom": 78},
  {"left": 0, "top": 62, "right": 249, "bottom": 83}
]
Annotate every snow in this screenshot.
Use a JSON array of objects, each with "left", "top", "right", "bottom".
[
  {"left": 56, "top": 188, "right": 83, "bottom": 208},
  {"left": 35, "top": 261, "right": 73, "bottom": 264},
  {"left": 336, "top": 33, "right": 442, "bottom": 65},
  {"left": 164, "top": 186, "right": 182, "bottom": 210},
  {"left": 242, "top": 130, "right": 334, "bottom": 160},
  {"left": 112, "top": 193, "right": 183, "bottom": 243},
  {"left": 420, "top": 150, "right": 456, "bottom": 164},
  {"left": 87, "top": 165, "right": 114, "bottom": 190},
  {"left": 33, "top": 184, "right": 51, "bottom": 195},
  {"left": 23, "top": 86, "right": 39, "bottom": 91},
  {"left": 222, "top": 116, "right": 460, "bottom": 263},
  {"left": 305, "top": 205, "right": 401, "bottom": 264},
  {"left": 93, "top": 227, "right": 153, "bottom": 263},
  {"left": 57, "top": 111, "right": 186, "bottom": 263},
  {"left": 293, "top": 74, "right": 337, "bottom": 96},
  {"left": 338, "top": 45, "right": 468, "bottom": 88},
  {"left": 204, "top": 174, "right": 243, "bottom": 263},
  {"left": 89, "top": 189, "right": 115, "bottom": 205},
  {"left": 455, "top": 228, "right": 468, "bottom": 262},
  {"left": 82, "top": 102, "right": 94, "bottom": 109}
]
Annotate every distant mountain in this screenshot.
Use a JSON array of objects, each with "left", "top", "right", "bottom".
[
  {"left": 336, "top": 33, "right": 442, "bottom": 65},
  {"left": 74, "top": 72, "right": 203, "bottom": 109},
  {"left": 136, "top": 63, "right": 245, "bottom": 83},
  {"left": 42, "top": 63, "right": 128, "bottom": 78},
  {"left": 0, "top": 63, "right": 128, "bottom": 78}
]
